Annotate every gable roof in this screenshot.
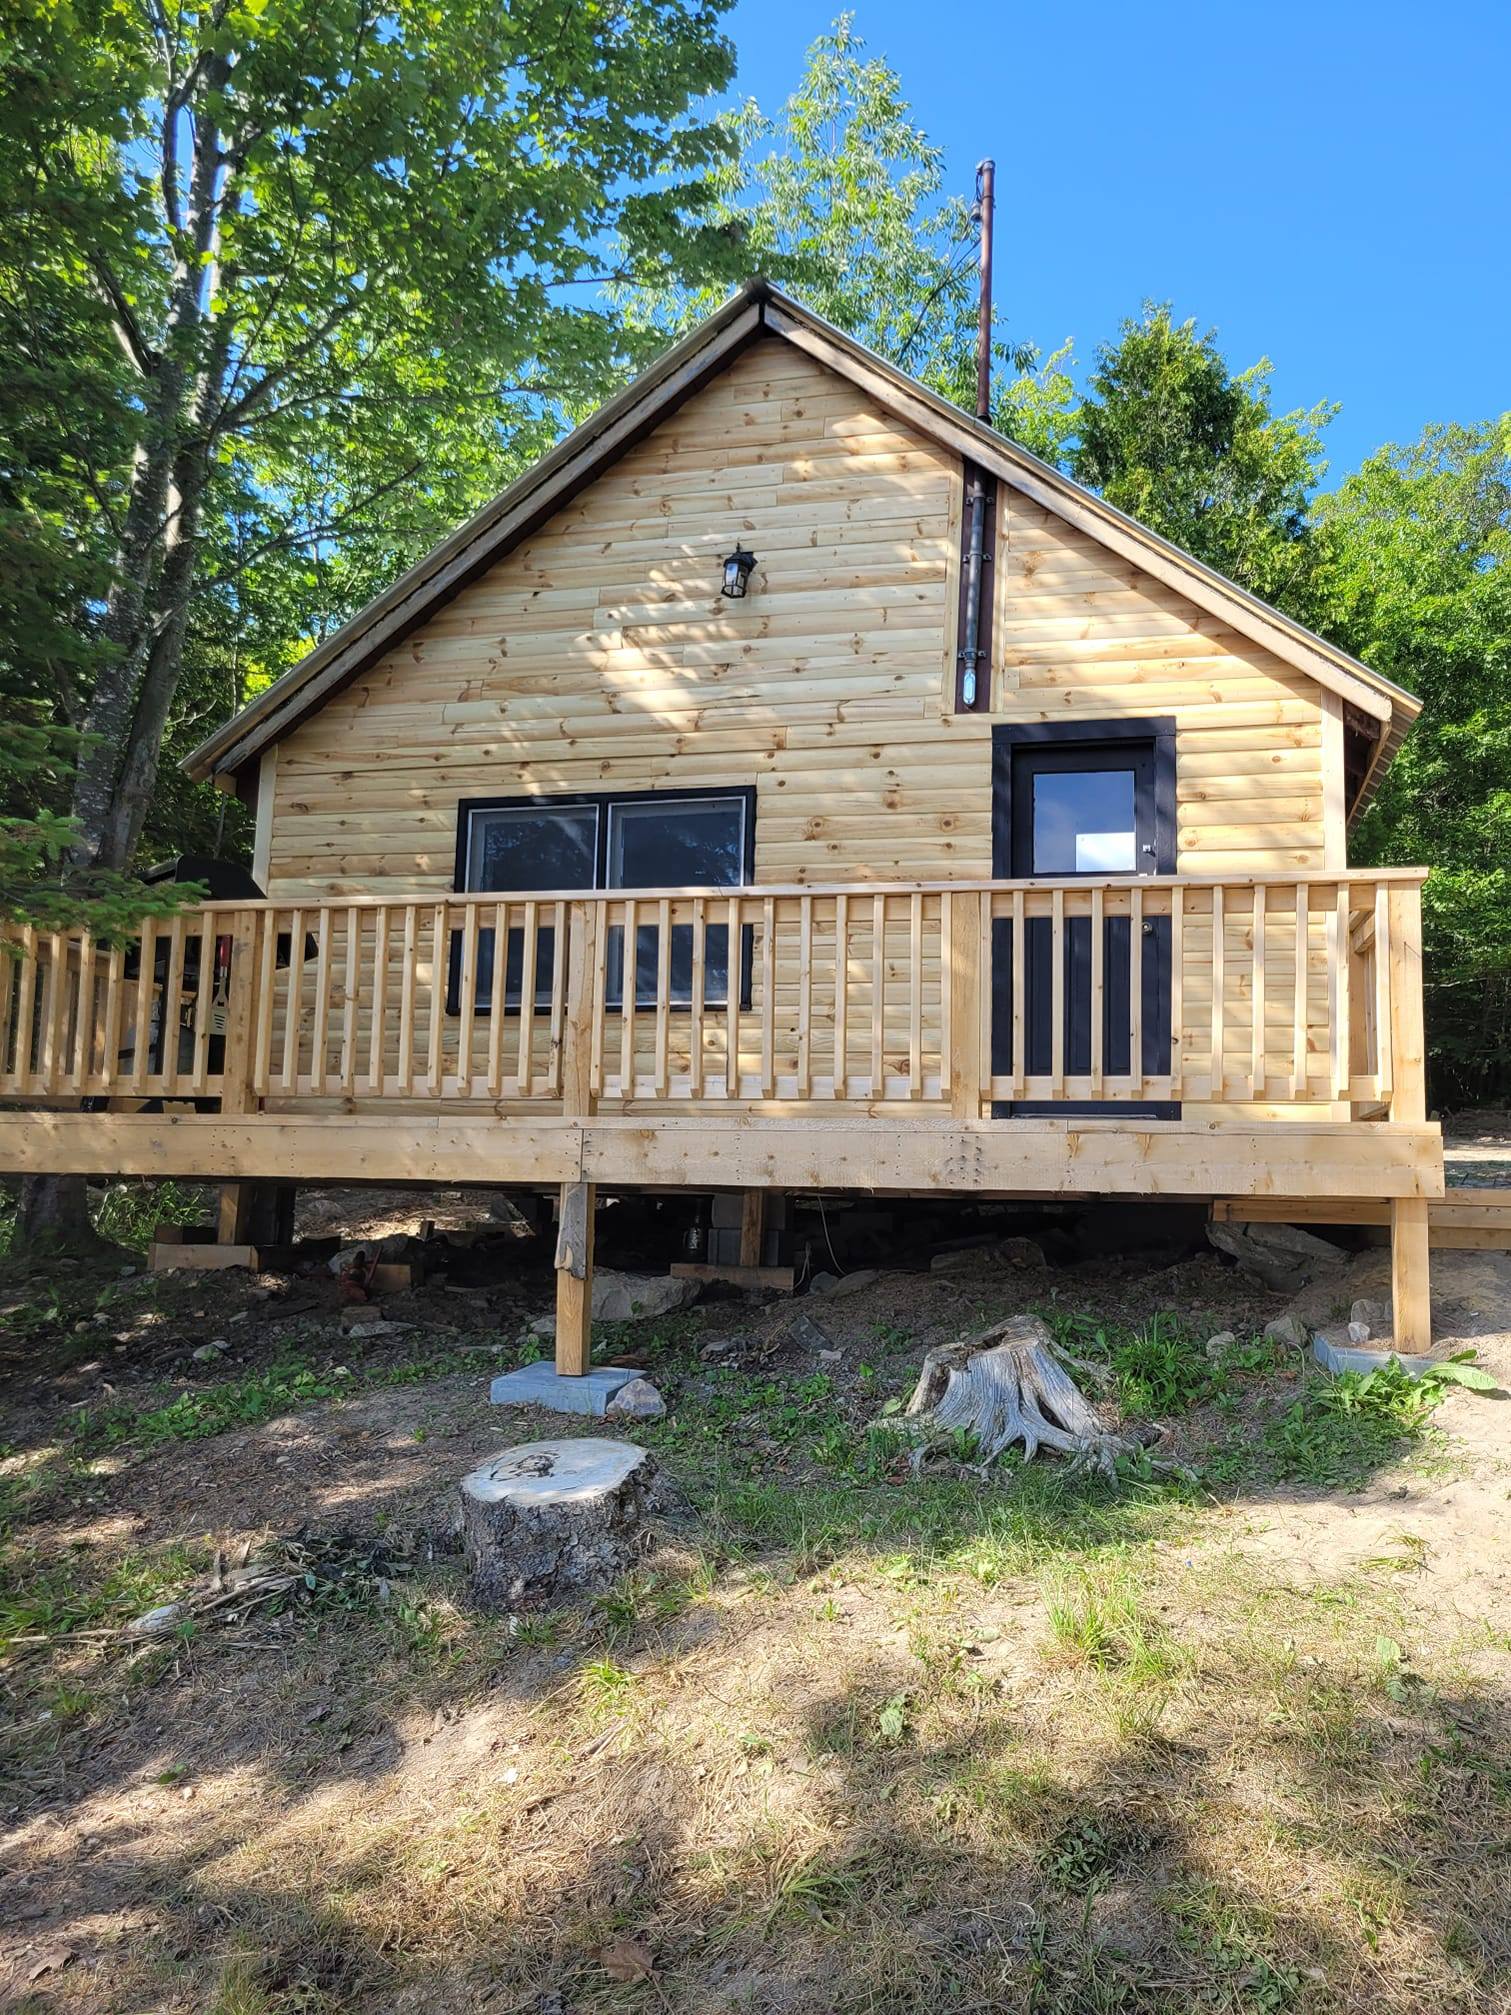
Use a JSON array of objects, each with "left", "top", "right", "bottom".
[{"left": 185, "top": 278, "right": 1419, "bottom": 816}]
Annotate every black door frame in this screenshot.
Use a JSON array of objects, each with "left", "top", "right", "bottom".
[{"left": 990, "top": 718, "right": 1180, "bottom": 1120}]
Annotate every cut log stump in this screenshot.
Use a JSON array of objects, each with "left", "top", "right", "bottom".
[{"left": 460, "top": 1439, "right": 658, "bottom": 1611}]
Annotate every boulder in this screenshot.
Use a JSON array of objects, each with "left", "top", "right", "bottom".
[
  {"left": 1203, "top": 1331, "right": 1237, "bottom": 1361},
  {"left": 1206, "top": 1218, "right": 1346, "bottom": 1293},
  {"left": 811, "top": 1268, "right": 881, "bottom": 1299}
]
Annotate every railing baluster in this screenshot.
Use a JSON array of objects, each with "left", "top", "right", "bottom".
[
  {"left": 1332, "top": 882, "right": 1351, "bottom": 1100},
  {"left": 129, "top": 920, "right": 153, "bottom": 1095},
  {"left": 1129, "top": 885, "right": 1144, "bottom": 1096},
  {"left": 1249, "top": 885, "right": 1266, "bottom": 1100},
  {"left": 1049, "top": 887, "right": 1065, "bottom": 1097},
  {"left": 339, "top": 906, "right": 359, "bottom": 1098},
  {"left": 870, "top": 892, "right": 885, "bottom": 1096},
  {"left": 1089, "top": 887, "right": 1105, "bottom": 1097},
  {"left": 655, "top": 897, "right": 673, "bottom": 1099},
  {"left": 795, "top": 894, "right": 812, "bottom": 1100},
  {"left": 908, "top": 891, "right": 923, "bottom": 1098},
  {"left": 487, "top": 901, "right": 508, "bottom": 1098},
  {"left": 100, "top": 942, "right": 124, "bottom": 1092},
  {"left": 161, "top": 918, "right": 188, "bottom": 1093},
  {"left": 457, "top": 900, "right": 480, "bottom": 1096},
  {"left": 1169, "top": 884, "right": 1184, "bottom": 1095},
  {"left": 367, "top": 906, "right": 390, "bottom": 1098},
  {"left": 549, "top": 899, "right": 567, "bottom": 1098},
  {"left": 724, "top": 893, "right": 740, "bottom": 1098},
  {"left": 1373, "top": 882, "right": 1392, "bottom": 1103},
  {"left": 1291, "top": 883, "right": 1308, "bottom": 1098},
  {"left": 620, "top": 896, "right": 638, "bottom": 1100},
  {"left": 280, "top": 909, "right": 304, "bottom": 1094},
  {"left": 689, "top": 897, "right": 706, "bottom": 1099},
  {"left": 517, "top": 900, "right": 537, "bottom": 1098},
  {"left": 832, "top": 891, "right": 847, "bottom": 1100},
  {"left": 760, "top": 894, "right": 776, "bottom": 1099},
  {"left": 310, "top": 907, "right": 333, "bottom": 1096},
  {"left": 1010, "top": 889, "right": 1025, "bottom": 1099},
  {"left": 0, "top": 933, "right": 16, "bottom": 1083},
  {"left": 69, "top": 932, "right": 94, "bottom": 1093},
  {"left": 397, "top": 905, "right": 417, "bottom": 1095},
  {"left": 1209, "top": 886, "right": 1225, "bottom": 1101},
  {"left": 254, "top": 910, "right": 277, "bottom": 1097},
  {"left": 427, "top": 902, "right": 446, "bottom": 1097},
  {"left": 191, "top": 914, "right": 214, "bottom": 1094}
]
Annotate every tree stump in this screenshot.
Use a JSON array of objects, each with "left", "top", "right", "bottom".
[
  {"left": 900, "top": 1313, "right": 1132, "bottom": 1478},
  {"left": 460, "top": 1439, "right": 659, "bottom": 1611}
]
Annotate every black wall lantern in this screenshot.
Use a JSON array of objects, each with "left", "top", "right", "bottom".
[{"left": 720, "top": 544, "right": 757, "bottom": 599}]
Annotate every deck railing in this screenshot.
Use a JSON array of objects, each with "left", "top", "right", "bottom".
[{"left": 0, "top": 870, "right": 1427, "bottom": 1124}]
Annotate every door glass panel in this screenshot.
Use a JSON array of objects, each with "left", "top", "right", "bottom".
[{"left": 1031, "top": 770, "right": 1136, "bottom": 874}]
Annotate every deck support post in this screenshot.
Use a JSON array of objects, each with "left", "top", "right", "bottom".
[
  {"left": 213, "top": 909, "right": 262, "bottom": 1249},
  {"left": 738, "top": 1189, "right": 767, "bottom": 1268},
  {"left": 554, "top": 1179, "right": 596, "bottom": 1377},
  {"left": 1390, "top": 1198, "right": 1431, "bottom": 1354}
]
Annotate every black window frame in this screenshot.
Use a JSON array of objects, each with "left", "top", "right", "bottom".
[{"left": 451, "top": 785, "right": 757, "bottom": 1015}]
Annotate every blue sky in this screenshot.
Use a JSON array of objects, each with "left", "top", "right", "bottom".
[{"left": 720, "top": 0, "right": 1508, "bottom": 484}]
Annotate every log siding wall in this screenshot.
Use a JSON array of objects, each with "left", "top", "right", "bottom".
[{"left": 263, "top": 338, "right": 1338, "bottom": 1118}]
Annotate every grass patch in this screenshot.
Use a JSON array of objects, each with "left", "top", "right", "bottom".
[{"left": 1256, "top": 1358, "right": 1474, "bottom": 1488}]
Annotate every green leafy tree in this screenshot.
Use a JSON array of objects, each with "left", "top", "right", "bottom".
[
  {"left": 1318, "top": 420, "right": 1511, "bottom": 1105},
  {"left": 1070, "top": 304, "right": 1336, "bottom": 614},
  {"left": 0, "top": 0, "right": 744, "bottom": 880},
  {"left": 625, "top": 15, "right": 1030, "bottom": 405}
]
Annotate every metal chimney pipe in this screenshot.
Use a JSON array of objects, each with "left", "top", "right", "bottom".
[{"left": 974, "top": 158, "right": 995, "bottom": 423}]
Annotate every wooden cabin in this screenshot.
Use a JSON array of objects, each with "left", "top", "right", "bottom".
[{"left": 0, "top": 280, "right": 1442, "bottom": 1365}]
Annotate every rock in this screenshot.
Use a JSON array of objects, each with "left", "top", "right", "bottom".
[
  {"left": 768, "top": 1311, "right": 832, "bottom": 1353},
  {"left": 698, "top": 1337, "right": 740, "bottom": 1363},
  {"left": 529, "top": 1270, "right": 700, "bottom": 1339},
  {"left": 1262, "top": 1314, "right": 1310, "bottom": 1350},
  {"left": 604, "top": 1377, "right": 666, "bottom": 1421},
  {"left": 812, "top": 1268, "right": 880, "bottom": 1299},
  {"left": 190, "top": 1341, "right": 229, "bottom": 1363},
  {"left": 1351, "top": 1297, "right": 1392, "bottom": 1339},
  {"left": 1206, "top": 1218, "right": 1346, "bottom": 1292},
  {"left": 1313, "top": 1320, "right": 1372, "bottom": 1354},
  {"left": 818, "top": 1348, "right": 843, "bottom": 1364},
  {"left": 1203, "top": 1331, "right": 1237, "bottom": 1361},
  {"left": 339, "top": 1314, "right": 415, "bottom": 1338},
  {"left": 460, "top": 1439, "right": 661, "bottom": 1610},
  {"left": 930, "top": 1237, "right": 1045, "bottom": 1274},
  {"left": 126, "top": 1602, "right": 186, "bottom": 1637}
]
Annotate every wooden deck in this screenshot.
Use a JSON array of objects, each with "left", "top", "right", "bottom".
[{"left": 0, "top": 867, "right": 1441, "bottom": 1363}]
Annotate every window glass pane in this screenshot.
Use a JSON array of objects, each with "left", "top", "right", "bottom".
[
  {"left": 606, "top": 796, "right": 745, "bottom": 891},
  {"left": 467, "top": 803, "right": 597, "bottom": 893},
  {"left": 1032, "top": 771, "right": 1136, "bottom": 874}
]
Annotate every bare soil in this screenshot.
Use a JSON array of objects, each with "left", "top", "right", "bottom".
[{"left": 2, "top": 1192, "right": 1508, "bottom": 2014}]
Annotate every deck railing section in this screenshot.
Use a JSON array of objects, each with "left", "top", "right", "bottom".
[{"left": 0, "top": 871, "right": 1427, "bottom": 1123}]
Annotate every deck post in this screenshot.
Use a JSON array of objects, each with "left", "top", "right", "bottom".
[
  {"left": 554, "top": 1179, "right": 596, "bottom": 1377},
  {"left": 738, "top": 1189, "right": 767, "bottom": 1268},
  {"left": 214, "top": 908, "right": 261, "bottom": 1248},
  {"left": 1385, "top": 882, "right": 1430, "bottom": 1350},
  {"left": 947, "top": 890, "right": 985, "bottom": 1122},
  {"left": 1390, "top": 1199, "right": 1432, "bottom": 1354}
]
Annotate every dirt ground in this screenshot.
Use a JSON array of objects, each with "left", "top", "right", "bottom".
[{"left": 2, "top": 1189, "right": 1509, "bottom": 2015}]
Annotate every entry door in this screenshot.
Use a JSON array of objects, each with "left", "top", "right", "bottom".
[{"left": 991, "top": 724, "right": 1177, "bottom": 1117}]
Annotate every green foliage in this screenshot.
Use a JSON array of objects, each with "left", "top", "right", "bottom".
[
  {"left": 1262, "top": 1357, "right": 1459, "bottom": 1487},
  {"left": 1070, "top": 303, "right": 1336, "bottom": 614},
  {"left": 625, "top": 16, "right": 1030, "bottom": 406},
  {"left": 1318, "top": 420, "right": 1511, "bottom": 1104}
]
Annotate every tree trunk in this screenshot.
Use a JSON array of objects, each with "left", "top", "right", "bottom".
[{"left": 15, "top": 1173, "right": 101, "bottom": 1255}]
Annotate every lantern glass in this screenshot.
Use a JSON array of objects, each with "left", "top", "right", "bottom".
[{"left": 721, "top": 546, "right": 755, "bottom": 598}]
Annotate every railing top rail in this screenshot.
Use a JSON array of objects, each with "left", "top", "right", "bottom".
[{"left": 1, "top": 865, "right": 1427, "bottom": 924}]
